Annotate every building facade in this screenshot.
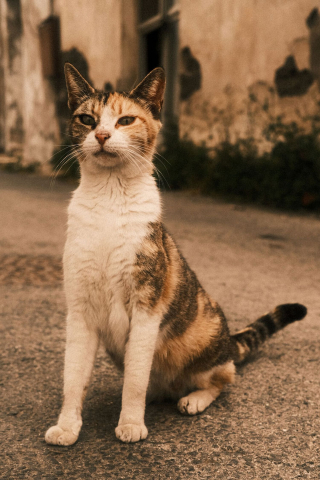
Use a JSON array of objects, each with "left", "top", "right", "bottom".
[{"left": 0, "top": 0, "right": 319, "bottom": 167}]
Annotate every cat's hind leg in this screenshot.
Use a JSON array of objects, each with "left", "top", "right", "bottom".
[
  {"left": 178, "top": 388, "right": 221, "bottom": 415},
  {"left": 177, "top": 361, "right": 235, "bottom": 415}
]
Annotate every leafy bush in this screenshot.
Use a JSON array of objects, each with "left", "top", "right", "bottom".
[
  {"left": 261, "top": 121, "right": 320, "bottom": 208},
  {"left": 157, "top": 121, "right": 320, "bottom": 211},
  {"left": 158, "top": 136, "right": 210, "bottom": 190},
  {"left": 205, "top": 139, "right": 264, "bottom": 201}
]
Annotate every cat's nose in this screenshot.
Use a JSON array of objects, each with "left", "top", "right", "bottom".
[{"left": 95, "top": 132, "right": 111, "bottom": 146}]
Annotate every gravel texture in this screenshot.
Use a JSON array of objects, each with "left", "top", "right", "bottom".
[{"left": 0, "top": 172, "right": 319, "bottom": 479}]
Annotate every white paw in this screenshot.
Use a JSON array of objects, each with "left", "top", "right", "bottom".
[
  {"left": 115, "top": 423, "right": 148, "bottom": 443},
  {"left": 45, "top": 425, "right": 79, "bottom": 446},
  {"left": 177, "top": 395, "right": 208, "bottom": 415}
]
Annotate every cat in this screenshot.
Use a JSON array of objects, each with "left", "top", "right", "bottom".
[{"left": 45, "top": 63, "right": 307, "bottom": 445}]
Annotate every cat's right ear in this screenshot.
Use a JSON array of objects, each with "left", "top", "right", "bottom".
[
  {"left": 129, "top": 67, "right": 166, "bottom": 119},
  {"left": 64, "top": 63, "right": 95, "bottom": 111}
]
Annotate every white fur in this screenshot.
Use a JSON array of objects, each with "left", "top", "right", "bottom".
[
  {"left": 116, "top": 308, "right": 162, "bottom": 442},
  {"left": 45, "top": 157, "right": 162, "bottom": 445},
  {"left": 177, "top": 362, "right": 235, "bottom": 415}
]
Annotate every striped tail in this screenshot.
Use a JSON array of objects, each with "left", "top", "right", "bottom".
[{"left": 232, "top": 303, "right": 307, "bottom": 364}]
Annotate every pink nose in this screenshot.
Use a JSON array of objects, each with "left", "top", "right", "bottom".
[{"left": 95, "top": 132, "right": 111, "bottom": 146}]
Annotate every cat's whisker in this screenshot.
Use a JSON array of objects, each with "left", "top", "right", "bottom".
[
  {"left": 154, "top": 148, "right": 171, "bottom": 165},
  {"left": 125, "top": 146, "right": 168, "bottom": 186},
  {"left": 50, "top": 145, "right": 81, "bottom": 167},
  {"left": 51, "top": 151, "right": 78, "bottom": 175},
  {"left": 122, "top": 151, "right": 144, "bottom": 175},
  {"left": 153, "top": 165, "right": 171, "bottom": 190},
  {"left": 126, "top": 149, "right": 150, "bottom": 169},
  {"left": 61, "top": 158, "right": 80, "bottom": 178},
  {"left": 50, "top": 148, "right": 83, "bottom": 187},
  {"left": 129, "top": 143, "right": 171, "bottom": 185},
  {"left": 152, "top": 155, "right": 170, "bottom": 185}
]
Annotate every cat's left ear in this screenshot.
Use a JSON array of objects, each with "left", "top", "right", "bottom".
[
  {"left": 64, "top": 63, "right": 95, "bottom": 111},
  {"left": 130, "top": 67, "right": 166, "bottom": 118}
]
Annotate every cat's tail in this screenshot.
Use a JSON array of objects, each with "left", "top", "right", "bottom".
[{"left": 231, "top": 303, "right": 307, "bottom": 365}]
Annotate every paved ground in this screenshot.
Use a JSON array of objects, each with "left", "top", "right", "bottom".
[{"left": 0, "top": 171, "right": 319, "bottom": 479}]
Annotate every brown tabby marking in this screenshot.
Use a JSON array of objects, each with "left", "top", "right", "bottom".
[
  {"left": 153, "top": 299, "right": 222, "bottom": 375},
  {"left": 134, "top": 222, "right": 234, "bottom": 392}
]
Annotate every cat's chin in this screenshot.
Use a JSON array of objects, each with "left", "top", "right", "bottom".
[
  {"left": 94, "top": 150, "right": 118, "bottom": 159},
  {"left": 91, "top": 151, "right": 122, "bottom": 168}
]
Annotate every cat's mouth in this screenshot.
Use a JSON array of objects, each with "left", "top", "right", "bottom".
[{"left": 94, "top": 150, "right": 118, "bottom": 159}]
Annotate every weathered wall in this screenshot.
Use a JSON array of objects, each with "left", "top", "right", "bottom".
[
  {"left": 0, "top": 0, "right": 139, "bottom": 166},
  {"left": 0, "top": 0, "right": 60, "bottom": 166},
  {"left": 56, "top": 0, "right": 122, "bottom": 90},
  {"left": 21, "top": 0, "right": 60, "bottom": 167},
  {"left": 1, "top": 0, "right": 24, "bottom": 156},
  {"left": 179, "top": 0, "right": 320, "bottom": 147}
]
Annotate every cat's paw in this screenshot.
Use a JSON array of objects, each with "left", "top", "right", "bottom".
[
  {"left": 45, "top": 425, "right": 79, "bottom": 446},
  {"left": 177, "top": 394, "right": 209, "bottom": 415},
  {"left": 115, "top": 423, "right": 148, "bottom": 443}
]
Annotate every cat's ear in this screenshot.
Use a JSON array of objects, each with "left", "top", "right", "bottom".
[
  {"left": 130, "top": 67, "right": 166, "bottom": 118},
  {"left": 64, "top": 63, "right": 95, "bottom": 110}
]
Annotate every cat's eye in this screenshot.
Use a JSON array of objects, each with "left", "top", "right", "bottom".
[
  {"left": 117, "top": 116, "right": 135, "bottom": 126},
  {"left": 79, "top": 114, "right": 96, "bottom": 126}
]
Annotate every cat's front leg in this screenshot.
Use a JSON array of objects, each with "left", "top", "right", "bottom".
[
  {"left": 45, "top": 313, "right": 99, "bottom": 446},
  {"left": 115, "top": 309, "right": 160, "bottom": 443}
]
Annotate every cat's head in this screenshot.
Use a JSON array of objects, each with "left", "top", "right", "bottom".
[{"left": 64, "top": 63, "right": 165, "bottom": 174}]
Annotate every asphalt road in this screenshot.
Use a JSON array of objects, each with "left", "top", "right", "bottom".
[{"left": 1, "top": 172, "right": 319, "bottom": 479}]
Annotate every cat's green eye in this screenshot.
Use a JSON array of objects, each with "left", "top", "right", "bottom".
[
  {"left": 79, "top": 114, "right": 96, "bottom": 126},
  {"left": 117, "top": 116, "right": 135, "bottom": 126}
]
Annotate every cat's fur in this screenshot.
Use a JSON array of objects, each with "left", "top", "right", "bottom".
[{"left": 45, "top": 64, "right": 307, "bottom": 444}]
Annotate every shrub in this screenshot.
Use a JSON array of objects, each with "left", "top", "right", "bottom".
[
  {"left": 156, "top": 134, "right": 210, "bottom": 191},
  {"left": 156, "top": 120, "right": 320, "bottom": 211}
]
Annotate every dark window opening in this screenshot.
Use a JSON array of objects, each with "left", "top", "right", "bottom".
[
  {"left": 145, "top": 28, "right": 163, "bottom": 72},
  {"left": 139, "top": 0, "right": 161, "bottom": 23},
  {"left": 138, "top": 0, "right": 179, "bottom": 134},
  {"left": 166, "top": 0, "right": 176, "bottom": 10}
]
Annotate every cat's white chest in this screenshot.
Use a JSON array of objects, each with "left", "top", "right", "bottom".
[{"left": 63, "top": 174, "right": 160, "bottom": 361}]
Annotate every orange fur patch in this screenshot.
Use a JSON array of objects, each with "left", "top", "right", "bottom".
[{"left": 153, "top": 293, "right": 222, "bottom": 376}]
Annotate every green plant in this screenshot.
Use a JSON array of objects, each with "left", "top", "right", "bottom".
[
  {"left": 155, "top": 133, "right": 211, "bottom": 191},
  {"left": 261, "top": 120, "right": 320, "bottom": 208},
  {"left": 157, "top": 117, "right": 320, "bottom": 211}
]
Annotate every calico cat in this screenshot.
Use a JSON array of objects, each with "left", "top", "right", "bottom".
[{"left": 45, "top": 64, "right": 307, "bottom": 445}]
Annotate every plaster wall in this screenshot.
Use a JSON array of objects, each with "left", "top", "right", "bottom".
[
  {"left": 0, "top": 0, "right": 60, "bottom": 166},
  {"left": 0, "top": 0, "right": 24, "bottom": 155},
  {"left": 179, "top": 0, "right": 320, "bottom": 146},
  {"left": 55, "top": 0, "right": 122, "bottom": 90},
  {"left": 21, "top": 0, "right": 60, "bottom": 166},
  {"left": 55, "top": 0, "right": 139, "bottom": 91}
]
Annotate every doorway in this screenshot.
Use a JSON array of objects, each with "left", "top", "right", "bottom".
[{"left": 138, "top": 0, "right": 179, "bottom": 134}]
